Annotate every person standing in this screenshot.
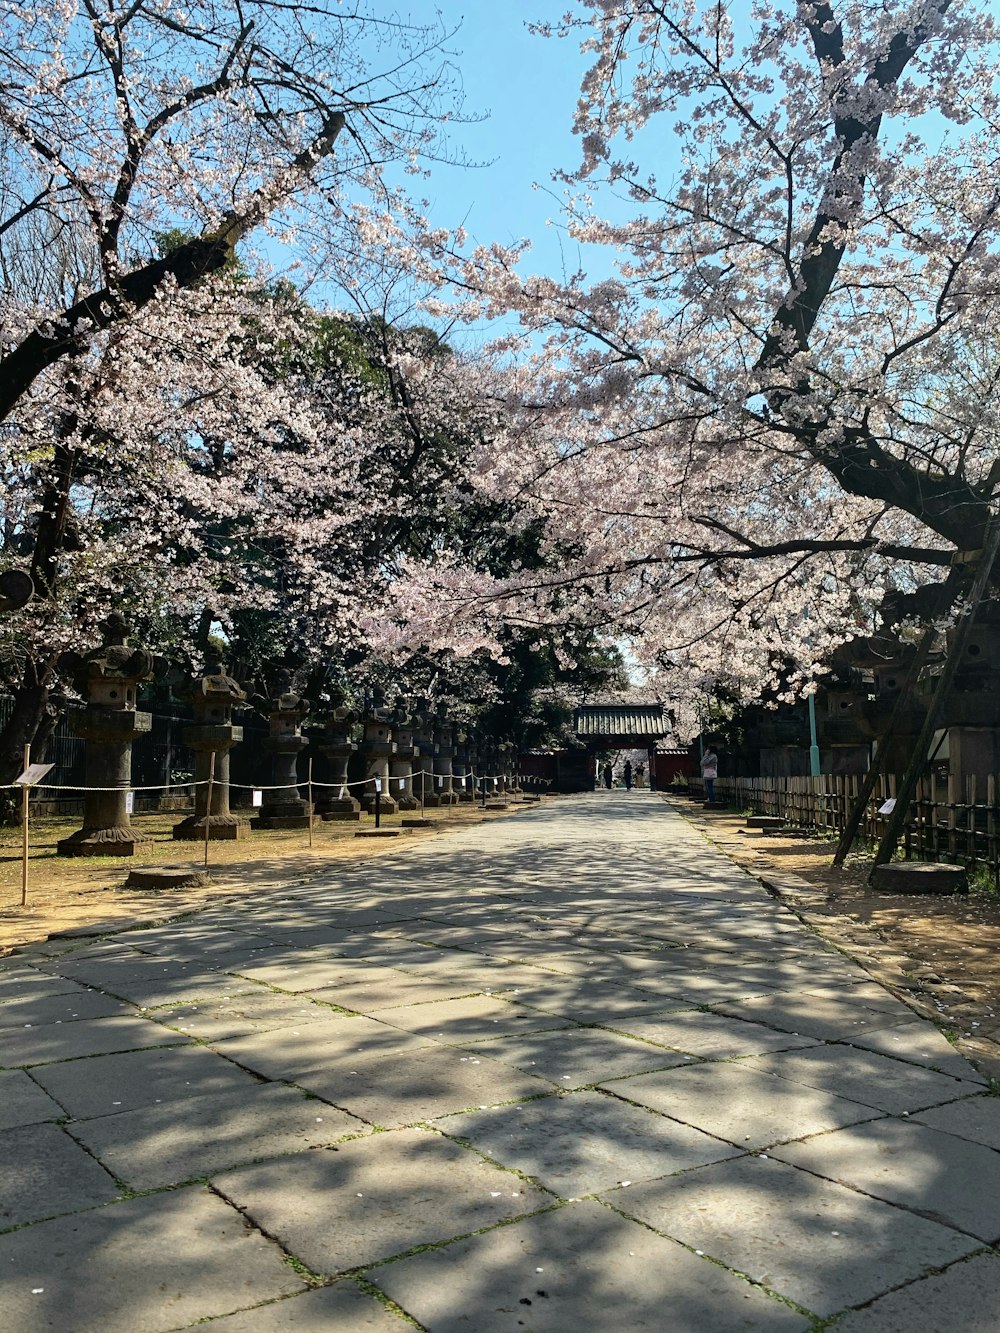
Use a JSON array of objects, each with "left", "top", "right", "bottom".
[
  {"left": 700, "top": 746, "right": 718, "bottom": 805},
  {"left": 623, "top": 760, "right": 633, "bottom": 791},
  {"left": 603, "top": 762, "right": 613, "bottom": 790}
]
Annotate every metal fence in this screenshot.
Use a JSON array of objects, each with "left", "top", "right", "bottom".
[
  {"left": 689, "top": 772, "right": 1000, "bottom": 883},
  {"left": 0, "top": 696, "right": 270, "bottom": 813}
]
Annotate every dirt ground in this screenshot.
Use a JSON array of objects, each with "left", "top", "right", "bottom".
[
  {"left": 0, "top": 800, "right": 522, "bottom": 955},
  {"left": 673, "top": 799, "right": 1000, "bottom": 1084}
]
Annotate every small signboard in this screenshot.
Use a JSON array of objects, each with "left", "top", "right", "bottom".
[
  {"left": 251, "top": 789, "right": 263, "bottom": 808},
  {"left": 14, "top": 763, "right": 54, "bottom": 787},
  {"left": 374, "top": 777, "right": 382, "bottom": 793},
  {"left": 878, "top": 798, "right": 896, "bottom": 815},
  {"left": 125, "top": 791, "right": 135, "bottom": 815}
]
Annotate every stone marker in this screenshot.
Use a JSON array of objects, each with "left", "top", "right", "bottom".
[
  {"left": 747, "top": 815, "right": 785, "bottom": 830},
  {"left": 123, "top": 865, "right": 210, "bottom": 892},
  {"left": 870, "top": 861, "right": 968, "bottom": 894}
]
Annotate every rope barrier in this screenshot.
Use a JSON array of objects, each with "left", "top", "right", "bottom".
[{"left": 5, "top": 765, "right": 550, "bottom": 794}]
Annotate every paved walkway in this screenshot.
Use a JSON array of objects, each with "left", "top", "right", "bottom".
[{"left": 2, "top": 793, "right": 999, "bottom": 1331}]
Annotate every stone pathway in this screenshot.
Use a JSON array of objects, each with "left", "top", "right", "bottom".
[{"left": 2, "top": 792, "right": 999, "bottom": 1331}]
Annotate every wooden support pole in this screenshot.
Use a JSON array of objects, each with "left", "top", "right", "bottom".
[
  {"left": 20, "top": 743, "right": 29, "bottom": 907},
  {"left": 204, "top": 751, "right": 216, "bottom": 870}
]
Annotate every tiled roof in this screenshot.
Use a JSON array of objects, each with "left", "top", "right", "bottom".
[{"left": 573, "top": 705, "right": 669, "bottom": 739}]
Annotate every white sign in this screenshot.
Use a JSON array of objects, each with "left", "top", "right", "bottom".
[
  {"left": 878, "top": 798, "right": 896, "bottom": 815},
  {"left": 14, "top": 762, "right": 54, "bottom": 787},
  {"left": 397, "top": 777, "right": 405, "bottom": 790},
  {"left": 125, "top": 791, "right": 135, "bottom": 815},
  {"left": 251, "top": 789, "right": 263, "bottom": 808},
  {"left": 374, "top": 778, "right": 382, "bottom": 793},
  {"left": 437, "top": 775, "right": 444, "bottom": 788}
]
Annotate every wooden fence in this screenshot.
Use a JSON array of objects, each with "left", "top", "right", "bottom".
[{"left": 689, "top": 772, "right": 1000, "bottom": 884}]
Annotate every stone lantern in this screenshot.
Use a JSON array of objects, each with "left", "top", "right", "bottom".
[
  {"left": 360, "top": 686, "right": 398, "bottom": 816},
  {"left": 57, "top": 613, "right": 155, "bottom": 857},
  {"left": 425, "top": 701, "right": 458, "bottom": 807},
  {"left": 389, "top": 696, "right": 420, "bottom": 811},
  {"left": 173, "top": 650, "right": 249, "bottom": 840},
  {"left": 315, "top": 701, "right": 361, "bottom": 821},
  {"left": 255, "top": 669, "right": 311, "bottom": 828},
  {"left": 409, "top": 699, "right": 435, "bottom": 808},
  {"left": 452, "top": 727, "right": 471, "bottom": 802}
]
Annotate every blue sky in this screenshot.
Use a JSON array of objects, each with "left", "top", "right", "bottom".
[{"left": 414, "top": 3, "right": 597, "bottom": 278}]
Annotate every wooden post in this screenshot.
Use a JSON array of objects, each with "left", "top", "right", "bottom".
[
  {"left": 307, "top": 757, "right": 314, "bottom": 849},
  {"left": 20, "top": 743, "right": 29, "bottom": 908},
  {"left": 204, "top": 751, "right": 215, "bottom": 870}
]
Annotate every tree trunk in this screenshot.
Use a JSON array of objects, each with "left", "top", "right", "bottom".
[{"left": 0, "top": 665, "right": 52, "bottom": 820}]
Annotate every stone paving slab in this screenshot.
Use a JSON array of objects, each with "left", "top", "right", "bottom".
[
  {"left": 848, "top": 1021, "right": 988, "bottom": 1083},
  {"left": 772, "top": 1117, "right": 1000, "bottom": 1241},
  {"left": 0, "top": 987, "right": 128, "bottom": 1027},
  {"left": 599, "top": 1152, "right": 979, "bottom": 1316},
  {"left": 306, "top": 973, "right": 487, "bottom": 1014},
  {"left": 912, "top": 1094, "right": 1000, "bottom": 1151},
  {"left": 371, "top": 1198, "right": 809, "bottom": 1332},
  {"left": 462, "top": 1025, "right": 693, "bottom": 1089},
  {"left": 188, "top": 1281, "right": 414, "bottom": 1332},
  {"left": 510, "top": 983, "right": 691, "bottom": 1024},
  {"left": 29, "top": 1042, "right": 267, "bottom": 1119},
  {"left": 293, "top": 1043, "right": 555, "bottom": 1127},
  {"left": 742, "top": 1043, "right": 979, "bottom": 1115},
  {"left": 208, "top": 1015, "right": 438, "bottom": 1081},
  {"left": 0, "top": 1120, "right": 121, "bottom": 1227},
  {"left": 600, "top": 1008, "right": 821, "bottom": 1059},
  {"left": 36, "top": 954, "right": 215, "bottom": 986},
  {"left": 0, "top": 1186, "right": 304, "bottom": 1333},
  {"left": 146, "top": 990, "right": 354, "bottom": 1042},
  {"left": 0, "top": 965, "right": 105, "bottom": 999},
  {"left": 708, "top": 990, "right": 916, "bottom": 1041},
  {"left": 437, "top": 1088, "right": 741, "bottom": 1196},
  {"left": 0, "top": 1068, "right": 65, "bottom": 1129},
  {"left": 603, "top": 1061, "right": 880, "bottom": 1150},
  {"left": 392, "top": 954, "right": 557, "bottom": 990},
  {"left": 0, "top": 1014, "right": 189, "bottom": 1067},
  {"left": 67, "top": 1083, "right": 366, "bottom": 1190},
  {"left": 827, "top": 1251, "right": 1000, "bottom": 1333},
  {"left": 213, "top": 1128, "right": 552, "bottom": 1275},
  {"left": 375, "top": 994, "right": 580, "bottom": 1043},
  {"left": 227, "top": 956, "right": 414, "bottom": 994},
  {"left": 90, "top": 971, "right": 258, "bottom": 1008}
]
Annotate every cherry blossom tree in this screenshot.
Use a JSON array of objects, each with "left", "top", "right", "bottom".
[
  {"left": 0, "top": 0, "right": 474, "bottom": 786},
  {"left": 0, "top": 0, "right": 465, "bottom": 421},
  {"left": 386, "top": 0, "right": 1000, "bottom": 733}
]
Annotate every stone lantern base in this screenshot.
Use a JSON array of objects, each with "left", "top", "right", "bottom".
[
  {"left": 57, "top": 827, "right": 153, "bottom": 858},
  {"left": 362, "top": 792, "right": 399, "bottom": 816},
  {"left": 255, "top": 806, "right": 313, "bottom": 830},
  {"left": 172, "top": 813, "right": 250, "bottom": 841},
  {"left": 321, "top": 802, "right": 363, "bottom": 822}
]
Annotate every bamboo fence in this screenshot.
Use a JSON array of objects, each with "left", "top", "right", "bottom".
[{"left": 688, "top": 772, "right": 1000, "bottom": 884}]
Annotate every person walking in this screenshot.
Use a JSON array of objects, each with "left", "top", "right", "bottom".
[
  {"left": 603, "top": 762, "right": 613, "bottom": 790},
  {"left": 623, "top": 760, "right": 633, "bottom": 791},
  {"left": 700, "top": 746, "right": 718, "bottom": 805}
]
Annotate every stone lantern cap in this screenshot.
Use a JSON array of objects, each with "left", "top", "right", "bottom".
[
  {"left": 60, "top": 612, "right": 156, "bottom": 711},
  {"left": 183, "top": 650, "right": 247, "bottom": 707}
]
